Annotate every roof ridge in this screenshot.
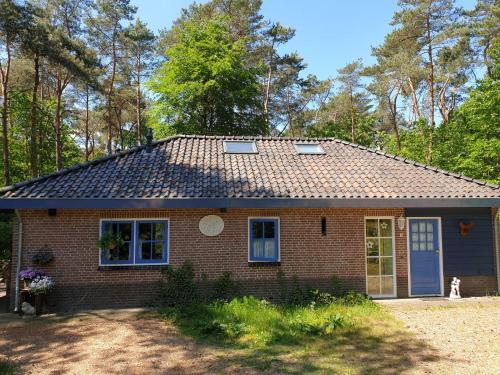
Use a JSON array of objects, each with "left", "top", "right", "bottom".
[{"left": 0, "top": 135, "right": 184, "bottom": 194}]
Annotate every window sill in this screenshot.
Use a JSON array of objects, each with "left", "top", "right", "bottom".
[
  {"left": 248, "top": 261, "right": 281, "bottom": 267},
  {"left": 98, "top": 265, "right": 168, "bottom": 271}
]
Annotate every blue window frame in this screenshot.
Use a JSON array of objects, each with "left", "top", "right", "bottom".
[
  {"left": 135, "top": 220, "right": 168, "bottom": 264},
  {"left": 249, "top": 218, "right": 279, "bottom": 262},
  {"left": 100, "top": 220, "right": 169, "bottom": 265}
]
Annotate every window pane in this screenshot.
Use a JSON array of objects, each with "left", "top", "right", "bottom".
[
  {"left": 139, "top": 223, "right": 152, "bottom": 240},
  {"left": 381, "top": 276, "right": 394, "bottom": 295},
  {"left": 153, "top": 223, "right": 164, "bottom": 241},
  {"left": 366, "top": 238, "right": 379, "bottom": 256},
  {"left": 381, "top": 258, "right": 393, "bottom": 275},
  {"left": 118, "top": 243, "right": 130, "bottom": 260},
  {"left": 367, "top": 277, "right": 380, "bottom": 295},
  {"left": 380, "top": 238, "right": 393, "bottom": 256},
  {"left": 141, "top": 242, "right": 151, "bottom": 260},
  {"left": 367, "top": 258, "right": 379, "bottom": 276},
  {"left": 294, "top": 143, "right": 324, "bottom": 154},
  {"left": 120, "top": 223, "right": 132, "bottom": 241},
  {"left": 153, "top": 242, "right": 164, "bottom": 259},
  {"left": 264, "top": 239, "right": 276, "bottom": 258},
  {"left": 224, "top": 141, "right": 257, "bottom": 153},
  {"left": 264, "top": 221, "right": 275, "bottom": 239},
  {"left": 379, "top": 219, "right": 392, "bottom": 237},
  {"left": 366, "top": 219, "right": 378, "bottom": 237},
  {"left": 252, "top": 222, "right": 263, "bottom": 239},
  {"left": 252, "top": 239, "right": 262, "bottom": 258}
]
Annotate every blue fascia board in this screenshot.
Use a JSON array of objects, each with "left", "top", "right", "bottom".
[{"left": 0, "top": 197, "right": 499, "bottom": 209}]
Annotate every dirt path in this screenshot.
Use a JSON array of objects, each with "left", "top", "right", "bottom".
[
  {"left": 380, "top": 297, "right": 500, "bottom": 375},
  {"left": 0, "top": 310, "right": 229, "bottom": 375}
]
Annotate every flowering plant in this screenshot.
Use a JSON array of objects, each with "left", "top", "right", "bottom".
[
  {"left": 19, "top": 267, "right": 45, "bottom": 280},
  {"left": 28, "top": 276, "right": 54, "bottom": 295}
]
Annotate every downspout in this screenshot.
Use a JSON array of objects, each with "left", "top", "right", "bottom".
[{"left": 14, "top": 209, "right": 22, "bottom": 312}]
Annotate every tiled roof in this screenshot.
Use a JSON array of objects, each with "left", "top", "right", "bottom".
[{"left": 0, "top": 135, "right": 499, "bottom": 200}]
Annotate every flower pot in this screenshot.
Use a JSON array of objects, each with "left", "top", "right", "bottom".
[
  {"left": 23, "top": 279, "right": 32, "bottom": 289},
  {"left": 35, "top": 294, "right": 47, "bottom": 315}
]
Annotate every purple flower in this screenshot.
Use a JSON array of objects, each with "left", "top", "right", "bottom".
[{"left": 19, "top": 267, "right": 45, "bottom": 280}]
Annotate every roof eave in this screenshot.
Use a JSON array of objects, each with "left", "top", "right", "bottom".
[{"left": 0, "top": 197, "right": 499, "bottom": 209}]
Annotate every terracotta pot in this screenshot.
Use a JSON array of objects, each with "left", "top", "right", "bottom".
[{"left": 23, "top": 279, "right": 32, "bottom": 289}]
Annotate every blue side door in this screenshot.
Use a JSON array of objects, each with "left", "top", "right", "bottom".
[{"left": 409, "top": 219, "right": 442, "bottom": 295}]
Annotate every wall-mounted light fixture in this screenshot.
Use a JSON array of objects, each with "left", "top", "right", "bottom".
[{"left": 397, "top": 215, "right": 405, "bottom": 231}]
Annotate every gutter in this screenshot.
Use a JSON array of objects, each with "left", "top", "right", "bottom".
[{"left": 14, "top": 209, "right": 22, "bottom": 312}]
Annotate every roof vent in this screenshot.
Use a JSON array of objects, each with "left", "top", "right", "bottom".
[{"left": 146, "top": 128, "right": 153, "bottom": 153}]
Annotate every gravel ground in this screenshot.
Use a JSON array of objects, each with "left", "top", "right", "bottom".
[
  {"left": 379, "top": 297, "right": 500, "bottom": 375},
  {"left": 1, "top": 297, "right": 499, "bottom": 374}
]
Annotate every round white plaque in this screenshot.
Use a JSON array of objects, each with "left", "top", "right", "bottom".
[{"left": 199, "top": 215, "right": 224, "bottom": 236}]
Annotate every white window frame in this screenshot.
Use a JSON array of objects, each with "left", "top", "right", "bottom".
[
  {"left": 98, "top": 218, "right": 170, "bottom": 266},
  {"left": 247, "top": 217, "right": 281, "bottom": 262},
  {"left": 223, "top": 140, "right": 258, "bottom": 154},
  {"left": 364, "top": 216, "right": 397, "bottom": 298}
]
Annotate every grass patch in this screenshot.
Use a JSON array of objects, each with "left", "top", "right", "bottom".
[
  {"left": 157, "top": 294, "right": 437, "bottom": 373},
  {"left": 0, "top": 358, "right": 20, "bottom": 375}
]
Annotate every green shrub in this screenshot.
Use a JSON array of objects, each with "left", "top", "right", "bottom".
[
  {"left": 212, "top": 272, "right": 240, "bottom": 302},
  {"left": 160, "top": 262, "right": 197, "bottom": 306},
  {"left": 337, "top": 290, "right": 372, "bottom": 306}
]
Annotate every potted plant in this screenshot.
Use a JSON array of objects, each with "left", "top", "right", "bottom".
[
  {"left": 19, "top": 267, "right": 45, "bottom": 289},
  {"left": 98, "top": 232, "right": 125, "bottom": 260},
  {"left": 28, "top": 275, "right": 55, "bottom": 315}
]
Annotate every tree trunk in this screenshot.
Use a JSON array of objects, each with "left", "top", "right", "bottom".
[
  {"left": 263, "top": 40, "right": 275, "bottom": 134},
  {"left": 136, "top": 56, "right": 141, "bottom": 145},
  {"left": 426, "top": 11, "right": 435, "bottom": 163},
  {"left": 0, "top": 40, "right": 11, "bottom": 186},
  {"left": 389, "top": 90, "right": 401, "bottom": 152},
  {"left": 349, "top": 88, "right": 355, "bottom": 143},
  {"left": 30, "top": 54, "right": 40, "bottom": 178},
  {"left": 85, "top": 86, "right": 90, "bottom": 161},
  {"left": 407, "top": 77, "right": 421, "bottom": 120},
  {"left": 106, "top": 31, "right": 118, "bottom": 154},
  {"left": 54, "top": 85, "right": 63, "bottom": 171}
]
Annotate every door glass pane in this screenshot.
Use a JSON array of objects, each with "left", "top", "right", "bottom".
[
  {"left": 381, "top": 258, "right": 393, "bottom": 275},
  {"left": 419, "top": 233, "right": 426, "bottom": 241},
  {"left": 411, "top": 222, "right": 418, "bottom": 232},
  {"left": 367, "top": 277, "right": 380, "bottom": 295},
  {"left": 379, "top": 219, "right": 392, "bottom": 237},
  {"left": 427, "top": 223, "right": 433, "bottom": 232},
  {"left": 427, "top": 242, "right": 434, "bottom": 251},
  {"left": 366, "top": 238, "right": 379, "bottom": 256},
  {"left": 366, "top": 219, "right": 378, "bottom": 237},
  {"left": 381, "top": 276, "right": 394, "bottom": 295},
  {"left": 412, "top": 233, "right": 418, "bottom": 241},
  {"left": 367, "top": 258, "right": 379, "bottom": 276},
  {"left": 412, "top": 241, "right": 419, "bottom": 251},
  {"left": 419, "top": 222, "right": 426, "bottom": 231},
  {"left": 380, "top": 238, "right": 393, "bottom": 256}
]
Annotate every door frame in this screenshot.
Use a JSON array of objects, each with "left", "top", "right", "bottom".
[
  {"left": 406, "top": 217, "right": 445, "bottom": 297},
  {"left": 364, "top": 216, "right": 398, "bottom": 298}
]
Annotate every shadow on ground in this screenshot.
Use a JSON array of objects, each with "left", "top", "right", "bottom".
[{"left": 0, "top": 309, "right": 442, "bottom": 375}]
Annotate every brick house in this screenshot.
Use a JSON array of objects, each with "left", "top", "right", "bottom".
[{"left": 1, "top": 135, "right": 499, "bottom": 311}]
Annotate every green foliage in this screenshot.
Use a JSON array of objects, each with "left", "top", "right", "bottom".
[
  {"left": 160, "top": 262, "right": 197, "bottom": 306},
  {"left": 0, "top": 213, "right": 13, "bottom": 279},
  {"left": 31, "top": 247, "right": 54, "bottom": 266},
  {"left": 212, "top": 271, "right": 240, "bottom": 302},
  {"left": 148, "top": 17, "right": 265, "bottom": 136},
  {"left": 97, "top": 232, "right": 124, "bottom": 250},
  {"left": 160, "top": 295, "right": 367, "bottom": 347},
  {"left": 0, "top": 358, "right": 20, "bottom": 375}
]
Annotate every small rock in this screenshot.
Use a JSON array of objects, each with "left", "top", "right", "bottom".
[{"left": 22, "top": 302, "right": 35, "bottom": 315}]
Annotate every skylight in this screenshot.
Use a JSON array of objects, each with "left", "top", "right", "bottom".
[
  {"left": 223, "top": 141, "right": 258, "bottom": 154},
  {"left": 294, "top": 143, "right": 325, "bottom": 154}
]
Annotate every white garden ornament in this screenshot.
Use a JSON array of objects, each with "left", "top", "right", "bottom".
[{"left": 449, "top": 277, "right": 461, "bottom": 299}]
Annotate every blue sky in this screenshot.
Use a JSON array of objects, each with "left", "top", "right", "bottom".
[{"left": 131, "top": 0, "right": 477, "bottom": 80}]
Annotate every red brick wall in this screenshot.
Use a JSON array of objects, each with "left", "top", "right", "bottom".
[{"left": 10, "top": 208, "right": 412, "bottom": 310}]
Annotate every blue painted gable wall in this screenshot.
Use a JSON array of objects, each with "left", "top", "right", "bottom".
[{"left": 405, "top": 208, "right": 495, "bottom": 276}]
